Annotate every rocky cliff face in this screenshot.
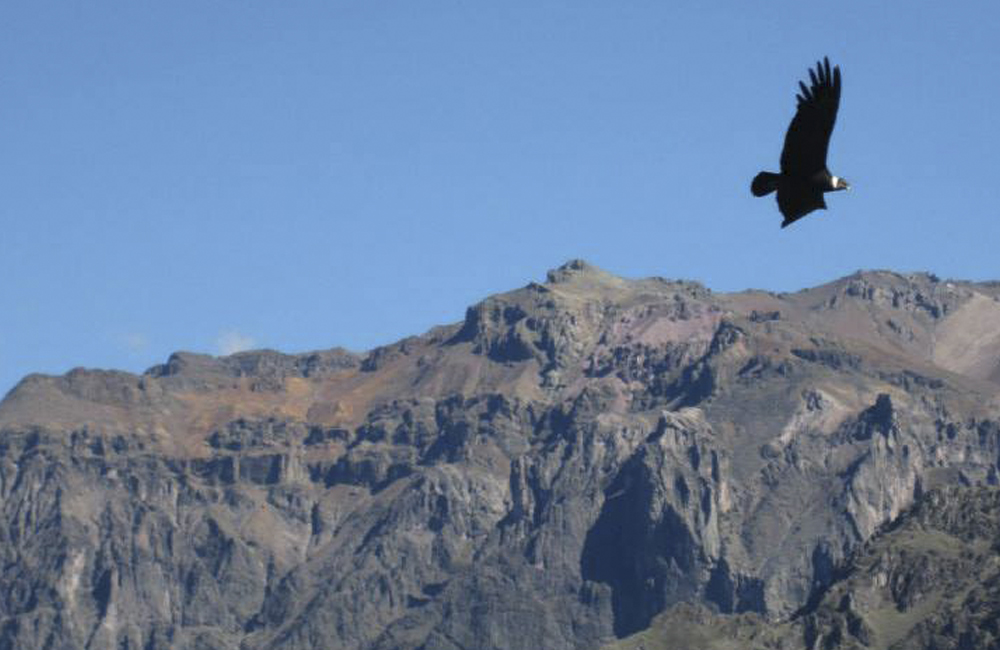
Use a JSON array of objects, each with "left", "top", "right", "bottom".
[
  {"left": 3, "top": 261, "right": 1000, "bottom": 650},
  {"left": 605, "top": 485, "right": 1000, "bottom": 650}
]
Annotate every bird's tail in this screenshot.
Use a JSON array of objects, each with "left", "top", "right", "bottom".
[{"left": 751, "top": 172, "right": 780, "bottom": 197}]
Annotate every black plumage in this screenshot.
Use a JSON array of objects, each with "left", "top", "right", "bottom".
[{"left": 751, "top": 57, "right": 849, "bottom": 228}]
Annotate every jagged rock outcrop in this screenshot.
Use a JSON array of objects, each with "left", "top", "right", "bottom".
[
  {"left": 3, "top": 261, "right": 1000, "bottom": 650},
  {"left": 606, "top": 485, "right": 1000, "bottom": 650}
]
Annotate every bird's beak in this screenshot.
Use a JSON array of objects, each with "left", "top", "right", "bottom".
[{"left": 840, "top": 179, "right": 851, "bottom": 191}]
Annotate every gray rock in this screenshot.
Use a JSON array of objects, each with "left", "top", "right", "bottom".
[{"left": 3, "top": 261, "right": 1000, "bottom": 649}]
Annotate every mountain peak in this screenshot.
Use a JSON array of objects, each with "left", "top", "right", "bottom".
[{"left": 545, "top": 258, "right": 617, "bottom": 284}]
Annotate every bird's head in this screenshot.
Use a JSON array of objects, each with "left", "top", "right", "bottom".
[{"left": 831, "top": 175, "right": 850, "bottom": 191}]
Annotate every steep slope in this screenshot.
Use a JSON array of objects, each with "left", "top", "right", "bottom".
[
  {"left": 2, "top": 260, "right": 1000, "bottom": 650},
  {"left": 604, "top": 485, "right": 1000, "bottom": 650}
]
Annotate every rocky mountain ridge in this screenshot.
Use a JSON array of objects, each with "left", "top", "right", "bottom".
[{"left": 3, "top": 260, "right": 1000, "bottom": 649}]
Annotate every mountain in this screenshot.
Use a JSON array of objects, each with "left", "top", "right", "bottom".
[{"left": 3, "top": 260, "right": 1000, "bottom": 650}]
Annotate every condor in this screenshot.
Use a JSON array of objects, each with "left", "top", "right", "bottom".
[{"left": 752, "top": 57, "right": 849, "bottom": 228}]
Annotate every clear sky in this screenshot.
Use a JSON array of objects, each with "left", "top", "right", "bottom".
[{"left": 2, "top": 1, "right": 999, "bottom": 397}]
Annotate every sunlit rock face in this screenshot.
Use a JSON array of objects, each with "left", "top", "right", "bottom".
[{"left": 4, "top": 261, "right": 1000, "bottom": 650}]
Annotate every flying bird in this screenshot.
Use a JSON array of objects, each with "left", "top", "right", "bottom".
[{"left": 751, "top": 57, "right": 849, "bottom": 228}]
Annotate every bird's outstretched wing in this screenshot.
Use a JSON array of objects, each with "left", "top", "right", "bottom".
[{"left": 779, "top": 57, "right": 841, "bottom": 176}]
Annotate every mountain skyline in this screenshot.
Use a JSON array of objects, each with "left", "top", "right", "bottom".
[
  {"left": 4, "top": 259, "right": 1000, "bottom": 649},
  {"left": 6, "top": 260, "right": 998, "bottom": 399}
]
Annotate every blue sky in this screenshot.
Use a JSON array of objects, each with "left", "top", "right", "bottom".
[{"left": 2, "top": 1, "right": 999, "bottom": 396}]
